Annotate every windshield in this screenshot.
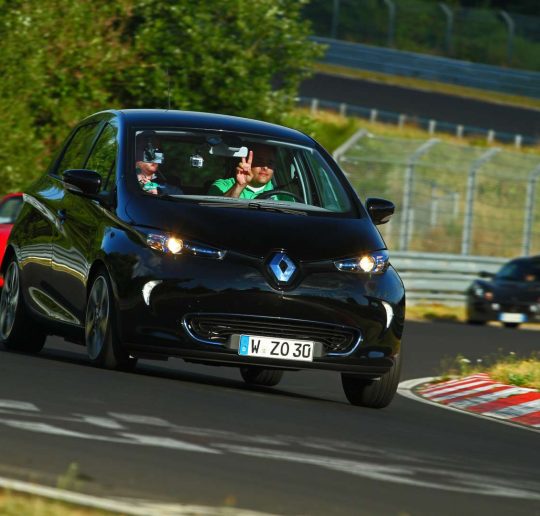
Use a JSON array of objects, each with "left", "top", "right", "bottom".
[
  {"left": 0, "top": 195, "right": 22, "bottom": 224},
  {"left": 496, "top": 260, "right": 540, "bottom": 282},
  {"left": 131, "top": 129, "right": 354, "bottom": 215}
]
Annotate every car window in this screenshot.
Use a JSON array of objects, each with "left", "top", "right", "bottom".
[
  {"left": 86, "top": 123, "right": 118, "bottom": 191},
  {"left": 497, "top": 261, "right": 540, "bottom": 282},
  {"left": 55, "top": 122, "right": 101, "bottom": 175},
  {"left": 0, "top": 196, "right": 23, "bottom": 224},
  {"left": 131, "top": 129, "right": 354, "bottom": 216}
]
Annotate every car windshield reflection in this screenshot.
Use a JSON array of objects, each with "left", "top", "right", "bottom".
[{"left": 133, "top": 129, "right": 353, "bottom": 215}]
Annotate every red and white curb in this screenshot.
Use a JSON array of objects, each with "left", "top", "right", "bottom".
[{"left": 398, "top": 374, "right": 540, "bottom": 432}]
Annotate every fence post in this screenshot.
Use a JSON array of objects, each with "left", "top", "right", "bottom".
[
  {"left": 330, "top": 0, "right": 340, "bottom": 39},
  {"left": 399, "top": 138, "right": 440, "bottom": 251},
  {"left": 382, "top": 0, "right": 396, "bottom": 47},
  {"left": 310, "top": 98, "right": 319, "bottom": 115},
  {"left": 332, "top": 129, "right": 368, "bottom": 165},
  {"left": 461, "top": 148, "right": 500, "bottom": 255},
  {"left": 499, "top": 10, "right": 515, "bottom": 65},
  {"left": 438, "top": 2, "right": 454, "bottom": 55},
  {"left": 521, "top": 163, "right": 540, "bottom": 256}
]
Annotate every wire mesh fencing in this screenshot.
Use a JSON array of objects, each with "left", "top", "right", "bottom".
[{"left": 336, "top": 131, "right": 540, "bottom": 258}]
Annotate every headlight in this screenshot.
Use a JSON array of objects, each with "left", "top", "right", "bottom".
[
  {"left": 334, "top": 250, "right": 389, "bottom": 274},
  {"left": 144, "top": 231, "right": 226, "bottom": 260}
]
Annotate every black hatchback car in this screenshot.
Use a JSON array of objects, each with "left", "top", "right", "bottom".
[
  {"left": 466, "top": 256, "right": 540, "bottom": 329},
  {"left": 0, "top": 110, "right": 405, "bottom": 408}
]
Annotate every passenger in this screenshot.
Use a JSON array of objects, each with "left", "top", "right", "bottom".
[
  {"left": 208, "top": 144, "right": 277, "bottom": 199},
  {"left": 136, "top": 143, "right": 165, "bottom": 195},
  {"left": 136, "top": 143, "right": 184, "bottom": 196}
]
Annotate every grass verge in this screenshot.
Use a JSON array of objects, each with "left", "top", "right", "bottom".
[
  {"left": 0, "top": 490, "right": 114, "bottom": 516},
  {"left": 439, "top": 352, "right": 540, "bottom": 389},
  {"left": 285, "top": 108, "right": 540, "bottom": 155}
]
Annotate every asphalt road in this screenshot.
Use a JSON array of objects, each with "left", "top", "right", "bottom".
[
  {"left": 0, "top": 321, "right": 539, "bottom": 515},
  {"left": 299, "top": 73, "right": 540, "bottom": 137}
]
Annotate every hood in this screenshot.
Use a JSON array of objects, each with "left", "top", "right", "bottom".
[
  {"left": 490, "top": 279, "right": 540, "bottom": 303},
  {"left": 126, "top": 197, "right": 385, "bottom": 261}
]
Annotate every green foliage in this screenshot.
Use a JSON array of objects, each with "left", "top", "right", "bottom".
[
  {"left": 0, "top": 0, "right": 322, "bottom": 193},
  {"left": 122, "top": 0, "right": 322, "bottom": 121}
]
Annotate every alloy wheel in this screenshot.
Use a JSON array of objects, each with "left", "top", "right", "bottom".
[
  {"left": 0, "top": 262, "right": 20, "bottom": 340},
  {"left": 85, "top": 276, "right": 110, "bottom": 360}
]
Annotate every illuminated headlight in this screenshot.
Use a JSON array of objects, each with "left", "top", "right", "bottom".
[
  {"left": 473, "top": 286, "right": 484, "bottom": 297},
  {"left": 147, "top": 233, "right": 184, "bottom": 254},
  {"left": 334, "top": 250, "right": 389, "bottom": 274},
  {"left": 145, "top": 231, "right": 225, "bottom": 259}
]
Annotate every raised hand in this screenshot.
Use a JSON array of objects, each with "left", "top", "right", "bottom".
[{"left": 235, "top": 150, "right": 254, "bottom": 186}]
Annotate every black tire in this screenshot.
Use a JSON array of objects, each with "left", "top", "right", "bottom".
[
  {"left": 341, "top": 354, "right": 402, "bottom": 409},
  {"left": 240, "top": 366, "right": 284, "bottom": 387},
  {"left": 0, "top": 257, "right": 46, "bottom": 353},
  {"left": 466, "top": 319, "right": 486, "bottom": 326},
  {"left": 503, "top": 322, "right": 520, "bottom": 329},
  {"left": 85, "top": 270, "right": 137, "bottom": 371}
]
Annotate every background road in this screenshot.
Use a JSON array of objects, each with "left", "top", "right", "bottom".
[
  {"left": 0, "top": 321, "right": 539, "bottom": 515},
  {"left": 299, "top": 73, "right": 540, "bottom": 137}
]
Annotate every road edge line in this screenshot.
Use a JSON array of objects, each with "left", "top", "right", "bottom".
[{"left": 398, "top": 377, "right": 540, "bottom": 434}]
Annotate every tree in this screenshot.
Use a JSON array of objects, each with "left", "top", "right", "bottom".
[{"left": 121, "top": 0, "right": 322, "bottom": 121}]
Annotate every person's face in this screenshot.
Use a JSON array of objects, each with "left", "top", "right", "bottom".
[
  {"left": 251, "top": 147, "right": 276, "bottom": 186},
  {"left": 138, "top": 161, "right": 159, "bottom": 175}
]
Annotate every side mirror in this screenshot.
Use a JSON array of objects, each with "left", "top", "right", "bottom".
[
  {"left": 479, "top": 270, "right": 495, "bottom": 278},
  {"left": 63, "top": 169, "right": 102, "bottom": 196},
  {"left": 365, "top": 197, "right": 395, "bottom": 225}
]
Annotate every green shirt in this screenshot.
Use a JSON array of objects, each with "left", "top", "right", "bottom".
[{"left": 208, "top": 178, "right": 275, "bottom": 199}]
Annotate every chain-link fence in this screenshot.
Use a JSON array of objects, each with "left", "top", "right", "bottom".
[
  {"left": 304, "top": 0, "right": 540, "bottom": 71},
  {"left": 336, "top": 131, "right": 540, "bottom": 258}
]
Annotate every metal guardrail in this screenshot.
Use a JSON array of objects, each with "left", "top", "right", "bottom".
[
  {"left": 391, "top": 252, "right": 506, "bottom": 305},
  {"left": 313, "top": 37, "right": 540, "bottom": 98}
]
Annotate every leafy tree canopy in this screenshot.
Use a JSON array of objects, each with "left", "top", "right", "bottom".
[{"left": 0, "top": 0, "right": 322, "bottom": 192}]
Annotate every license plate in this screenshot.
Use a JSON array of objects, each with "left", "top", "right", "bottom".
[
  {"left": 498, "top": 313, "right": 526, "bottom": 323},
  {"left": 238, "top": 335, "right": 314, "bottom": 362}
]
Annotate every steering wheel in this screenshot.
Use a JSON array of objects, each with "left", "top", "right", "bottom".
[{"left": 255, "top": 189, "right": 303, "bottom": 203}]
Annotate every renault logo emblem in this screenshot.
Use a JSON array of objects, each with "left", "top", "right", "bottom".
[{"left": 268, "top": 252, "right": 296, "bottom": 283}]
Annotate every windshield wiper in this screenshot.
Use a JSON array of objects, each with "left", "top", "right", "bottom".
[{"left": 247, "top": 202, "right": 307, "bottom": 216}]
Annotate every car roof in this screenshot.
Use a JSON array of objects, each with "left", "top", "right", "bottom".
[
  {"left": 100, "top": 109, "right": 315, "bottom": 146},
  {"left": 1, "top": 193, "right": 23, "bottom": 201}
]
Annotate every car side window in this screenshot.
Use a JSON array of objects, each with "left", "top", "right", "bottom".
[
  {"left": 55, "top": 122, "right": 100, "bottom": 175},
  {"left": 85, "top": 123, "right": 118, "bottom": 191}
]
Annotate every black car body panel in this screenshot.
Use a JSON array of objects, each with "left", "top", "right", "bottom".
[{"left": 2, "top": 109, "right": 405, "bottom": 384}]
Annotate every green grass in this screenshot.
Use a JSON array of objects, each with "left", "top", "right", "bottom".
[
  {"left": 315, "top": 63, "right": 540, "bottom": 111},
  {"left": 0, "top": 490, "right": 115, "bottom": 516},
  {"left": 438, "top": 352, "right": 540, "bottom": 389}
]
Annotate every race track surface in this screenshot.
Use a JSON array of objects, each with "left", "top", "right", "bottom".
[
  {"left": 299, "top": 73, "right": 540, "bottom": 137},
  {"left": 0, "top": 321, "right": 538, "bottom": 515}
]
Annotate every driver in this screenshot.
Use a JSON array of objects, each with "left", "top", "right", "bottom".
[{"left": 208, "top": 144, "right": 277, "bottom": 199}]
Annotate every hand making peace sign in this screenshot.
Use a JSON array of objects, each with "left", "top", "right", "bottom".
[{"left": 235, "top": 150, "right": 254, "bottom": 186}]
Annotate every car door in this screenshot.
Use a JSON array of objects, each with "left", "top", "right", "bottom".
[
  {"left": 44, "top": 120, "right": 104, "bottom": 326},
  {"left": 51, "top": 120, "right": 119, "bottom": 325}
]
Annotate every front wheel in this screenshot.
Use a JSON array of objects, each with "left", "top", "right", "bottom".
[
  {"left": 341, "top": 354, "right": 402, "bottom": 408},
  {"left": 85, "top": 271, "right": 137, "bottom": 371},
  {"left": 0, "top": 258, "right": 46, "bottom": 353},
  {"left": 503, "top": 322, "right": 520, "bottom": 329},
  {"left": 240, "top": 366, "right": 284, "bottom": 387}
]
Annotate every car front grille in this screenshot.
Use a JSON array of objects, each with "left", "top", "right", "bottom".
[{"left": 184, "top": 314, "right": 360, "bottom": 354}]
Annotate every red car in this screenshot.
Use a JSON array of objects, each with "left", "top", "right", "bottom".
[{"left": 0, "top": 193, "right": 23, "bottom": 288}]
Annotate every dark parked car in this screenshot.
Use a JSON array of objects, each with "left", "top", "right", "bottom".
[
  {"left": 0, "top": 109, "right": 405, "bottom": 408},
  {"left": 0, "top": 192, "right": 23, "bottom": 288},
  {"left": 466, "top": 256, "right": 540, "bottom": 328}
]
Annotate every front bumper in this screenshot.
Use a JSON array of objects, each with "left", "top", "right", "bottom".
[{"left": 109, "top": 249, "right": 405, "bottom": 374}]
